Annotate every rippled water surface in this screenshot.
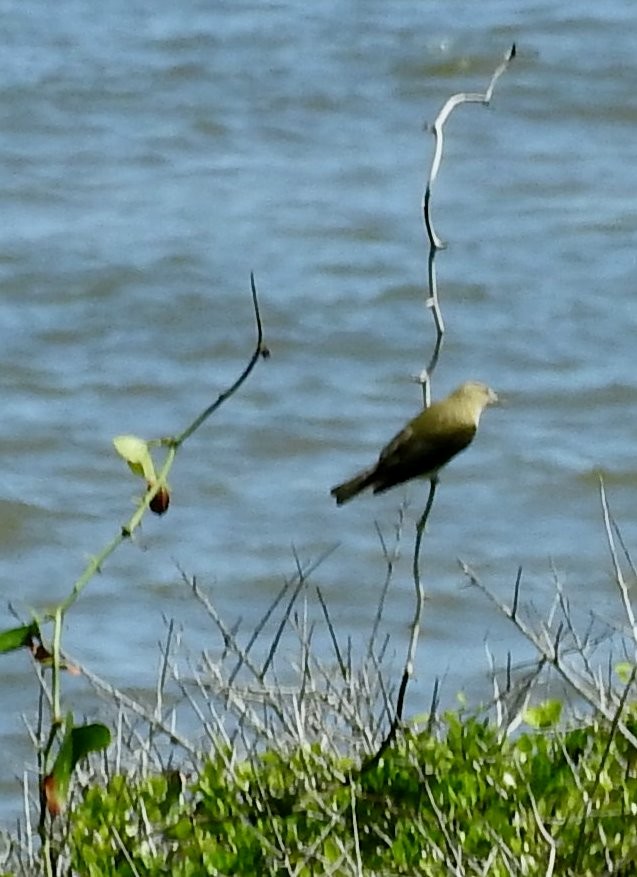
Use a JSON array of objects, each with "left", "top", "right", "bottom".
[{"left": 1, "top": 1, "right": 637, "bottom": 819}]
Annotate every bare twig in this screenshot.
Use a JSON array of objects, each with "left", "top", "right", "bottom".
[
  {"left": 401, "top": 477, "right": 439, "bottom": 720},
  {"left": 368, "top": 506, "right": 405, "bottom": 660},
  {"left": 599, "top": 477, "right": 637, "bottom": 653},
  {"left": 360, "top": 477, "right": 438, "bottom": 773},
  {"left": 423, "top": 44, "right": 516, "bottom": 250},
  {"left": 421, "top": 777, "right": 466, "bottom": 876},
  {"left": 418, "top": 44, "right": 515, "bottom": 403},
  {"left": 172, "top": 272, "right": 268, "bottom": 447},
  {"left": 315, "top": 585, "right": 347, "bottom": 681}
]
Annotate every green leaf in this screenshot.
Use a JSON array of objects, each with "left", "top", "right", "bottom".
[
  {"left": 70, "top": 723, "right": 111, "bottom": 764},
  {"left": 523, "top": 700, "right": 562, "bottom": 729},
  {"left": 113, "top": 435, "right": 156, "bottom": 482},
  {"left": 45, "top": 717, "right": 111, "bottom": 815},
  {"left": 0, "top": 621, "right": 39, "bottom": 654}
]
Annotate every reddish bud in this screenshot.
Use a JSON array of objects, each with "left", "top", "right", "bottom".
[{"left": 149, "top": 484, "right": 170, "bottom": 515}]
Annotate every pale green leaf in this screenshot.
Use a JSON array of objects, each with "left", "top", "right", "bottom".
[
  {"left": 523, "top": 700, "right": 562, "bottom": 729},
  {"left": 113, "top": 435, "right": 156, "bottom": 482}
]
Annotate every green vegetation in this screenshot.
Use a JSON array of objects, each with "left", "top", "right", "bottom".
[{"left": 60, "top": 710, "right": 637, "bottom": 875}]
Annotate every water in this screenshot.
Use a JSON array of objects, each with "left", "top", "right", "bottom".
[{"left": 1, "top": 0, "right": 637, "bottom": 820}]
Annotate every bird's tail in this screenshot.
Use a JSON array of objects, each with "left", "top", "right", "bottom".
[{"left": 330, "top": 468, "right": 375, "bottom": 505}]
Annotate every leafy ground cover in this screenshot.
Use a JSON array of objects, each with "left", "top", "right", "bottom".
[{"left": 56, "top": 709, "right": 637, "bottom": 876}]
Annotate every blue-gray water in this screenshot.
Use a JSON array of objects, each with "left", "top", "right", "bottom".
[{"left": 2, "top": 1, "right": 637, "bottom": 820}]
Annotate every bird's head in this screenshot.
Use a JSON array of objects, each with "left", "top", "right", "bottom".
[{"left": 451, "top": 381, "right": 499, "bottom": 424}]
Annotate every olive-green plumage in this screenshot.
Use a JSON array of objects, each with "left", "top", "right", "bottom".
[{"left": 331, "top": 381, "right": 498, "bottom": 505}]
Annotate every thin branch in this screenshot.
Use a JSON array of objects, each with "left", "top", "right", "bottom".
[
  {"left": 55, "top": 276, "right": 267, "bottom": 623},
  {"left": 367, "top": 506, "right": 405, "bottom": 660},
  {"left": 349, "top": 780, "right": 364, "bottom": 877},
  {"left": 426, "top": 676, "right": 440, "bottom": 735},
  {"left": 401, "top": 476, "right": 438, "bottom": 720},
  {"left": 423, "top": 44, "right": 516, "bottom": 250},
  {"left": 316, "top": 585, "right": 347, "bottom": 681},
  {"left": 360, "top": 477, "right": 438, "bottom": 773},
  {"left": 172, "top": 272, "right": 268, "bottom": 447},
  {"left": 599, "top": 477, "right": 637, "bottom": 653},
  {"left": 418, "top": 44, "right": 515, "bottom": 404},
  {"left": 418, "top": 246, "right": 446, "bottom": 407}
]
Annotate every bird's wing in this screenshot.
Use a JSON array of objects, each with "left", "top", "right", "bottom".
[{"left": 376, "top": 421, "right": 476, "bottom": 484}]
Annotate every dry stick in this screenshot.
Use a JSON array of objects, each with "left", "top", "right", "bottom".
[
  {"left": 226, "top": 577, "right": 293, "bottom": 688},
  {"left": 551, "top": 567, "right": 599, "bottom": 687},
  {"left": 367, "top": 505, "right": 405, "bottom": 660},
  {"left": 315, "top": 585, "right": 347, "bottom": 680},
  {"left": 260, "top": 546, "right": 338, "bottom": 681},
  {"left": 425, "top": 675, "right": 440, "bottom": 735},
  {"left": 599, "top": 477, "right": 637, "bottom": 653},
  {"left": 401, "top": 476, "right": 439, "bottom": 719},
  {"left": 526, "top": 785, "right": 557, "bottom": 877},
  {"left": 423, "top": 43, "right": 517, "bottom": 248},
  {"left": 610, "top": 513, "right": 637, "bottom": 581},
  {"left": 421, "top": 779, "right": 465, "bottom": 876},
  {"left": 418, "top": 43, "right": 516, "bottom": 403},
  {"left": 409, "top": 49, "right": 516, "bottom": 732}
]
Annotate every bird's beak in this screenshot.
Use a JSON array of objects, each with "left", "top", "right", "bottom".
[{"left": 489, "top": 389, "right": 500, "bottom": 405}]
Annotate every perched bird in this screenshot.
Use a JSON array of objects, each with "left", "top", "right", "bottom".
[{"left": 331, "top": 381, "right": 498, "bottom": 505}]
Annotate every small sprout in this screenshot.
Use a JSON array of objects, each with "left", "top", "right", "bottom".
[{"left": 260, "top": 344, "right": 271, "bottom": 360}]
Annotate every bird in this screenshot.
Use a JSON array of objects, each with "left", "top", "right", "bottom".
[{"left": 330, "top": 381, "right": 498, "bottom": 505}]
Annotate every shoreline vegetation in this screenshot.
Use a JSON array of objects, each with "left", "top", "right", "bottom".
[{"left": 3, "top": 520, "right": 637, "bottom": 875}]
